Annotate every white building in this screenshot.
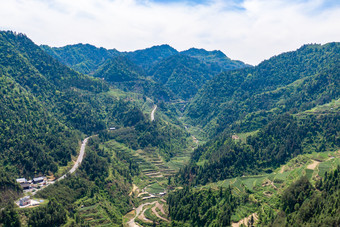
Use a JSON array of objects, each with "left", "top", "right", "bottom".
[{"left": 19, "top": 196, "right": 31, "bottom": 206}]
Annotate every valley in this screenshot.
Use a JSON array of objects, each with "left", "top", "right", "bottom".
[{"left": 0, "top": 31, "right": 339, "bottom": 226}]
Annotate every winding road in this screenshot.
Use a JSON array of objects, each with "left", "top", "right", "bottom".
[
  {"left": 151, "top": 105, "right": 157, "bottom": 121},
  {"left": 58, "top": 136, "right": 90, "bottom": 181},
  {"left": 20, "top": 136, "right": 91, "bottom": 199}
]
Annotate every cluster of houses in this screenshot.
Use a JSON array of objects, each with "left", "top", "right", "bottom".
[
  {"left": 16, "top": 176, "right": 47, "bottom": 190},
  {"left": 16, "top": 176, "right": 48, "bottom": 207}
]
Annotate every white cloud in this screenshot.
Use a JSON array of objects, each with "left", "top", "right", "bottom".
[{"left": 0, "top": 0, "right": 339, "bottom": 64}]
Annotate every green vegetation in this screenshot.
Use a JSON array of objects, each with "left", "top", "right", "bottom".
[
  {"left": 274, "top": 166, "right": 340, "bottom": 226},
  {"left": 42, "top": 43, "right": 247, "bottom": 102},
  {"left": 186, "top": 42, "right": 339, "bottom": 135},
  {"left": 0, "top": 30, "right": 339, "bottom": 226},
  {"left": 169, "top": 150, "right": 339, "bottom": 226},
  {"left": 168, "top": 186, "right": 238, "bottom": 226},
  {"left": 125, "top": 44, "right": 178, "bottom": 71},
  {"left": 0, "top": 169, "right": 22, "bottom": 208},
  {"left": 40, "top": 43, "right": 119, "bottom": 74},
  {"left": 181, "top": 48, "right": 248, "bottom": 74},
  {"left": 176, "top": 112, "right": 339, "bottom": 185},
  {"left": 30, "top": 136, "right": 137, "bottom": 226},
  {"left": 0, "top": 203, "right": 21, "bottom": 227},
  {"left": 149, "top": 54, "right": 214, "bottom": 100}
]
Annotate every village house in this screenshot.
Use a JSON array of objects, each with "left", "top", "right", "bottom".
[
  {"left": 19, "top": 196, "right": 30, "bottom": 206},
  {"left": 16, "top": 178, "right": 31, "bottom": 189},
  {"left": 33, "top": 176, "right": 45, "bottom": 184},
  {"left": 21, "top": 183, "right": 31, "bottom": 190},
  {"left": 16, "top": 178, "right": 27, "bottom": 184}
]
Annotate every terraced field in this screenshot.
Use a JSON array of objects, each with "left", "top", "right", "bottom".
[
  {"left": 78, "top": 202, "right": 119, "bottom": 226},
  {"left": 134, "top": 200, "right": 169, "bottom": 226},
  {"left": 200, "top": 150, "right": 340, "bottom": 224}
]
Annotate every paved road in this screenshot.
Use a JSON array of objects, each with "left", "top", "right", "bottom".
[
  {"left": 17, "top": 136, "right": 91, "bottom": 201},
  {"left": 151, "top": 105, "right": 157, "bottom": 121},
  {"left": 58, "top": 136, "right": 90, "bottom": 181}
]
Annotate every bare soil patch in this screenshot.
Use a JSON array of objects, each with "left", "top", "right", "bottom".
[
  {"left": 307, "top": 160, "right": 321, "bottom": 170},
  {"left": 232, "top": 213, "right": 257, "bottom": 227}
]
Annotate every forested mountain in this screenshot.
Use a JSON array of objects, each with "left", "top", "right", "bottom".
[
  {"left": 149, "top": 54, "right": 215, "bottom": 100},
  {"left": 124, "top": 44, "right": 179, "bottom": 71},
  {"left": 93, "top": 56, "right": 144, "bottom": 82},
  {"left": 41, "top": 43, "right": 248, "bottom": 101},
  {"left": 0, "top": 31, "right": 186, "bottom": 176},
  {"left": 181, "top": 48, "right": 248, "bottom": 74},
  {"left": 0, "top": 31, "right": 109, "bottom": 176},
  {"left": 177, "top": 111, "right": 339, "bottom": 185},
  {"left": 276, "top": 166, "right": 340, "bottom": 226},
  {"left": 186, "top": 42, "right": 340, "bottom": 135},
  {"left": 0, "top": 31, "right": 191, "bottom": 226},
  {"left": 164, "top": 42, "right": 340, "bottom": 227},
  {"left": 176, "top": 42, "right": 340, "bottom": 185},
  {"left": 92, "top": 55, "right": 174, "bottom": 101},
  {"left": 1, "top": 30, "right": 339, "bottom": 227},
  {"left": 40, "top": 43, "right": 119, "bottom": 74}
]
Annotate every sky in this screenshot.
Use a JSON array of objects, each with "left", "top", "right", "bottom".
[{"left": 1, "top": 0, "right": 339, "bottom": 65}]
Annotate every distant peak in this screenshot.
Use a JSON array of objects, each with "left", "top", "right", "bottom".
[
  {"left": 181, "top": 48, "right": 227, "bottom": 58},
  {"left": 136, "top": 44, "right": 178, "bottom": 53}
]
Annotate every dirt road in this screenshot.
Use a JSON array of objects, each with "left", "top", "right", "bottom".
[{"left": 127, "top": 201, "right": 157, "bottom": 227}]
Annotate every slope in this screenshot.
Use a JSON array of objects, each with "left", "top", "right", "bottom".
[
  {"left": 40, "top": 43, "right": 119, "bottom": 74},
  {"left": 93, "top": 56, "right": 174, "bottom": 101},
  {"left": 124, "top": 44, "right": 178, "bottom": 71},
  {"left": 181, "top": 47, "right": 248, "bottom": 74},
  {"left": 185, "top": 42, "right": 340, "bottom": 135},
  {"left": 149, "top": 54, "right": 215, "bottom": 100}
]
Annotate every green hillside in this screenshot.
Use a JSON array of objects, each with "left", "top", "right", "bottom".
[
  {"left": 185, "top": 42, "right": 339, "bottom": 135},
  {"left": 124, "top": 44, "right": 179, "bottom": 71},
  {"left": 181, "top": 48, "right": 248, "bottom": 74},
  {"left": 42, "top": 44, "right": 249, "bottom": 102},
  {"left": 93, "top": 56, "right": 144, "bottom": 82},
  {"left": 40, "top": 43, "right": 119, "bottom": 74},
  {"left": 93, "top": 56, "right": 174, "bottom": 101},
  {"left": 149, "top": 54, "right": 214, "bottom": 100},
  {"left": 0, "top": 30, "right": 338, "bottom": 227}
]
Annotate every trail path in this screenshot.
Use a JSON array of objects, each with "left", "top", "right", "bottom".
[
  {"left": 151, "top": 105, "right": 157, "bottom": 121},
  {"left": 129, "top": 184, "right": 139, "bottom": 196}
]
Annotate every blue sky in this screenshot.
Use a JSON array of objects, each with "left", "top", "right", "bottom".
[
  {"left": 1, "top": 0, "right": 339, "bottom": 64},
  {"left": 148, "top": 0, "right": 209, "bottom": 4}
]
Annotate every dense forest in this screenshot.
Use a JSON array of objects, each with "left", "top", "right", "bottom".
[
  {"left": 0, "top": 31, "right": 190, "bottom": 177},
  {"left": 176, "top": 112, "right": 339, "bottom": 185},
  {"left": 42, "top": 43, "right": 248, "bottom": 101},
  {"left": 186, "top": 42, "right": 339, "bottom": 135},
  {"left": 40, "top": 44, "right": 120, "bottom": 75},
  {"left": 168, "top": 186, "right": 238, "bottom": 226},
  {"left": 274, "top": 165, "right": 340, "bottom": 226}
]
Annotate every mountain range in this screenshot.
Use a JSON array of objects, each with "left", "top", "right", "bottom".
[
  {"left": 0, "top": 30, "right": 339, "bottom": 227},
  {"left": 42, "top": 43, "right": 249, "bottom": 101}
]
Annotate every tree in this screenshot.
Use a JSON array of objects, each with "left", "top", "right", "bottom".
[{"left": 0, "top": 203, "right": 21, "bottom": 227}]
